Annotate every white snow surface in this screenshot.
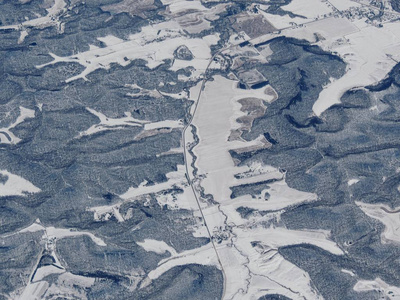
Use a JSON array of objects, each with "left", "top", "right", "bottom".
[
  {"left": 89, "top": 165, "right": 199, "bottom": 221},
  {"left": 10, "top": 2, "right": 400, "bottom": 299},
  {"left": 353, "top": 278, "right": 400, "bottom": 298},
  {"left": 142, "top": 75, "right": 344, "bottom": 299},
  {"left": 282, "top": 0, "right": 333, "bottom": 20},
  {"left": 0, "top": 0, "right": 66, "bottom": 32},
  {"left": 137, "top": 239, "right": 178, "bottom": 255},
  {"left": 18, "top": 221, "right": 106, "bottom": 246},
  {"left": 313, "top": 21, "right": 400, "bottom": 116},
  {"left": 0, "top": 170, "right": 41, "bottom": 196},
  {"left": 253, "top": 3, "right": 400, "bottom": 116},
  {"left": 356, "top": 201, "right": 400, "bottom": 244},
  {"left": 45, "top": 226, "right": 107, "bottom": 246},
  {"left": 0, "top": 107, "right": 36, "bottom": 145},
  {"left": 36, "top": 22, "right": 219, "bottom": 82}
]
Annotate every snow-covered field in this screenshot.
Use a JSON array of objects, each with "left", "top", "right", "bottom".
[
  {"left": 0, "top": 107, "right": 35, "bottom": 145},
  {"left": 170, "top": 75, "right": 344, "bottom": 299},
  {"left": 0, "top": 170, "right": 41, "bottom": 196},
  {"left": 353, "top": 277, "right": 400, "bottom": 298},
  {"left": 9, "top": 219, "right": 104, "bottom": 300},
  {"left": 356, "top": 201, "right": 400, "bottom": 244},
  {"left": 313, "top": 20, "right": 400, "bottom": 115},
  {"left": 4, "top": 0, "right": 400, "bottom": 299},
  {"left": 254, "top": 0, "right": 400, "bottom": 116},
  {"left": 37, "top": 22, "right": 219, "bottom": 83}
]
